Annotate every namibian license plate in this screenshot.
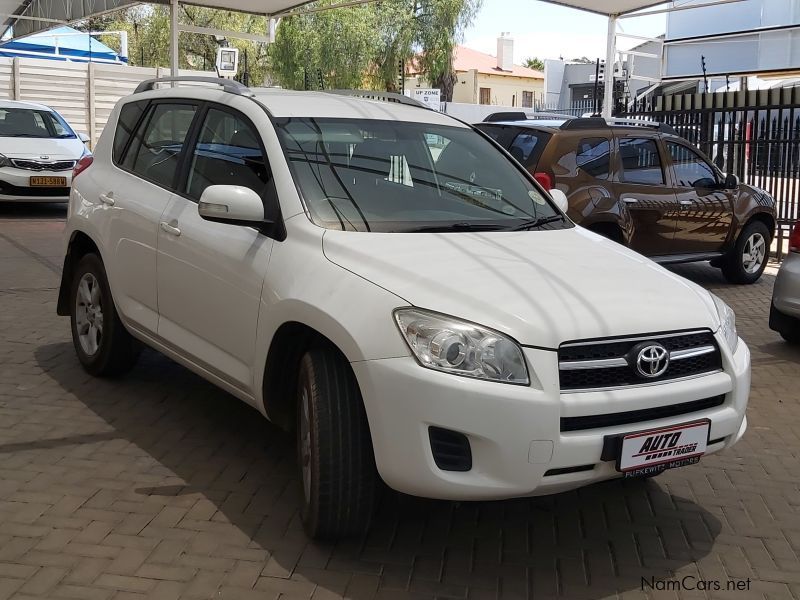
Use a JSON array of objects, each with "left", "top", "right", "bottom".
[
  {"left": 618, "top": 419, "right": 709, "bottom": 478},
  {"left": 30, "top": 176, "right": 66, "bottom": 187}
]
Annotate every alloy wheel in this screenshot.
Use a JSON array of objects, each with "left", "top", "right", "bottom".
[
  {"left": 742, "top": 232, "right": 766, "bottom": 274},
  {"left": 75, "top": 272, "right": 104, "bottom": 356}
]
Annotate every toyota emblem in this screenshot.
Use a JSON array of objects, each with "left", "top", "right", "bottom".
[{"left": 634, "top": 343, "right": 670, "bottom": 378}]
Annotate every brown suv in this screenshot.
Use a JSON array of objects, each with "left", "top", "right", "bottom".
[{"left": 475, "top": 113, "right": 777, "bottom": 284}]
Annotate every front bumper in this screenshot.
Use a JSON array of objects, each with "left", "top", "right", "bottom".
[
  {"left": 0, "top": 166, "right": 72, "bottom": 202},
  {"left": 353, "top": 333, "right": 749, "bottom": 500}
]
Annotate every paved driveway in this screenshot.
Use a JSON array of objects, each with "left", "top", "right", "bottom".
[{"left": 1, "top": 204, "right": 799, "bottom": 600}]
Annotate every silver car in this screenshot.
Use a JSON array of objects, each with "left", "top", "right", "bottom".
[{"left": 770, "top": 220, "right": 800, "bottom": 343}]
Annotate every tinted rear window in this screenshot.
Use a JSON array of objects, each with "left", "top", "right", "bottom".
[
  {"left": 576, "top": 137, "right": 611, "bottom": 180},
  {"left": 474, "top": 124, "right": 551, "bottom": 169},
  {"left": 113, "top": 101, "right": 148, "bottom": 164},
  {"left": 619, "top": 137, "right": 664, "bottom": 185}
]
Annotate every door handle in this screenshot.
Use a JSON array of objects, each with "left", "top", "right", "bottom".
[
  {"left": 621, "top": 197, "right": 639, "bottom": 204},
  {"left": 99, "top": 192, "right": 115, "bottom": 206},
  {"left": 160, "top": 221, "right": 181, "bottom": 236}
]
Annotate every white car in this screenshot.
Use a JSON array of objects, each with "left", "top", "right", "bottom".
[
  {"left": 0, "top": 100, "right": 90, "bottom": 202},
  {"left": 57, "top": 78, "right": 750, "bottom": 539}
]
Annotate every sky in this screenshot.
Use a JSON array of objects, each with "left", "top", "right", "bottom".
[{"left": 462, "top": 0, "right": 668, "bottom": 64}]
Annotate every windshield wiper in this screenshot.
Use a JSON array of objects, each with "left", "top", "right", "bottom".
[
  {"left": 399, "top": 222, "right": 508, "bottom": 233},
  {"left": 509, "top": 214, "right": 566, "bottom": 231}
]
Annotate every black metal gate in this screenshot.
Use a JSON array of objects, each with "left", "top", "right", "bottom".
[{"left": 624, "top": 88, "right": 800, "bottom": 257}]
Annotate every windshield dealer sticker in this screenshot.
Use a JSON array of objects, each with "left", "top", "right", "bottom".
[{"left": 529, "top": 190, "right": 546, "bottom": 205}]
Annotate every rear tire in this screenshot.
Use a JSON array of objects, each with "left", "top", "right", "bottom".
[
  {"left": 721, "top": 221, "right": 770, "bottom": 284},
  {"left": 296, "top": 346, "right": 377, "bottom": 539},
  {"left": 69, "top": 254, "right": 140, "bottom": 377}
]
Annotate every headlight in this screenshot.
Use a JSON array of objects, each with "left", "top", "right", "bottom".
[
  {"left": 711, "top": 294, "right": 738, "bottom": 353},
  {"left": 0, "top": 154, "right": 12, "bottom": 168},
  {"left": 394, "top": 308, "right": 529, "bottom": 385}
]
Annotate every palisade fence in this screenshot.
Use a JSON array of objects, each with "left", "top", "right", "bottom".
[
  {"left": 624, "top": 88, "right": 800, "bottom": 256},
  {"left": 0, "top": 57, "right": 214, "bottom": 149}
]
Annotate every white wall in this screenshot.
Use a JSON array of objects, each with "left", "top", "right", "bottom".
[
  {"left": 0, "top": 57, "right": 214, "bottom": 148},
  {"left": 665, "top": 0, "right": 800, "bottom": 78}
]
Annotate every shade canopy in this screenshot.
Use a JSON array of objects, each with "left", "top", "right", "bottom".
[
  {"left": 5, "top": 0, "right": 311, "bottom": 38},
  {"left": 540, "top": 1, "right": 668, "bottom": 16},
  {"left": 0, "top": 25, "right": 125, "bottom": 62}
]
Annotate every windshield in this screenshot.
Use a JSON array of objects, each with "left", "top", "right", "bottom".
[
  {"left": 0, "top": 108, "right": 76, "bottom": 139},
  {"left": 275, "top": 117, "right": 571, "bottom": 233}
]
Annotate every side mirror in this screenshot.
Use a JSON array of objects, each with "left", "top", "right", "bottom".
[
  {"left": 724, "top": 173, "right": 739, "bottom": 189},
  {"left": 549, "top": 188, "right": 570, "bottom": 213},
  {"left": 198, "top": 185, "right": 266, "bottom": 225},
  {"left": 78, "top": 132, "right": 90, "bottom": 143}
]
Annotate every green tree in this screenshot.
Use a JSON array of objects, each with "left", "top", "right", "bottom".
[
  {"left": 272, "top": 0, "right": 482, "bottom": 100},
  {"left": 523, "top": 57, "right": 544, "bottom": 71}
]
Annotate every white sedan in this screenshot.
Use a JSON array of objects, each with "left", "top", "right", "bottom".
[{"left": 0, "top": 100, "right": 90, "bottom": 202}]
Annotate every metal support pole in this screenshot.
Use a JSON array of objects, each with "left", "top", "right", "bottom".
[
  {"left": 170, "top": 0, "right": 179, "bottom": 77},
  {"left": 602, "top": 14, "right": 617, "bottom": 119}
]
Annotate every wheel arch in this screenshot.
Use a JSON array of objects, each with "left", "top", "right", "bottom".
[
  {"left": 57, "top": 230, "right": 103, "bottom": 316},
  {"left": 743, "top": 210, "right": 776, "bottom": 240},
  {"left": 260, "top": 320, "right": 360, "bottom": 432}
]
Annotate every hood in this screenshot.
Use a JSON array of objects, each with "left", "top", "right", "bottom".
[
  {"left": 323, "top": 227, "right": 720, "bottom": 349},
  {"left": 0, "top": 136, "right": 85, "bottom": 159}
]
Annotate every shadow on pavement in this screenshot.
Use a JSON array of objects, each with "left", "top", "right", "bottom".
[
  {"left": 0, "top": 201, "right": 67, "bottom": 220},
  {"left": 34, "top": 341, "right": 722, "bottom": 598}
]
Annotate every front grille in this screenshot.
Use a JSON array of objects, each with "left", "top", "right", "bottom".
[
  {"left": 11, "top": 159, "right": 75, "bottom": 171},
  {"left": 561, "top": 395, "right": 725, "bottom": 432},
  {"left": 559, "top": 330, "right": 721, "bottom": 391},
  {"left": 429, "top": 427, "right": 472, "bottom": 472},
  {"left": 0, "top": 181, "right": 69, "bottom": 197}
]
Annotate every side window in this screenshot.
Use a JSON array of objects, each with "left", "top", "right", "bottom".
[
  {"left": 619, "top": 137, "right": 664, "bottom": 185},
  {"left": 125, "top": 103, "right": 197, "bottom": 189},
  {"left": 113, "top": 101, "right": 148, "bottom": 164},
  {"left": 576, "top": 137, "right": 610, "bottom": 180},
  {"left": 185, "top": 108, "right": 272, "bottom": 202},
  {"left": 508, "top": 130, "right": 549, "bottom": 168},
  {"left": 667, "top": 142, "right": 717, "bottom": 188}
]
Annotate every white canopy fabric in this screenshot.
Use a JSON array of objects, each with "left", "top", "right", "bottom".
[{"left": 542, "top": 0, "right": 668, "bottom": 16}]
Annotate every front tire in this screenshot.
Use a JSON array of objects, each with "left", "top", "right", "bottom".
[
  {"left": 721, "top": 221, "right": 771, "bottom": 284},
  {"left": 69, "top": 253, "right": 140, "bottom": 376},
  {"left": 296, "top": 347, "right": 376, "bottom": 539}
]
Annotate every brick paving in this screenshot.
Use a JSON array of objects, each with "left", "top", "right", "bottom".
[{"left": 0, "top": 202, "right": 799, "bottom": 600}]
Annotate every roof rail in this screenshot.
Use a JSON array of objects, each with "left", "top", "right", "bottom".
[
  {"left": 483, "top": 111, "right": 527, "bottom": 122},
  {"left": 606, "top": 117, "right": 677, "bottom": 135},
  {"left": 483, "top": 111, "right": 577, "bottom": 123},
  {"left": 133, "top": 76, "right": 255, "bottom": 96},
  {"left": 324, "top": 90, "right": 429, "bottom": 109},
  {"left": 560, "top": 117, "right": 608, "bottom": 130}
]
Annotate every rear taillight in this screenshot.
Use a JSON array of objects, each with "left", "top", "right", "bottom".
[
  {"left": 534, "top": 171, "right": 553, "bottom": 191},
  {"left": 72, "top": 155, "right": 93, "bottom": 180},
  {"left": 790, "top": 221, "right": 800, "bottom": 253}
]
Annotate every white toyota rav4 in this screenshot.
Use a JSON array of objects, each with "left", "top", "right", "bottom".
[{"left": 58, "top": 78, "right": 750, "bottom": 539}]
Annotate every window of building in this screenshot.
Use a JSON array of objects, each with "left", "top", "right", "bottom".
[
  {"left": 522, "top": 91, "right": 534, "bottom": 108},
  {"left": 479, "top": 88, "right": 491, "bottom": 105}
]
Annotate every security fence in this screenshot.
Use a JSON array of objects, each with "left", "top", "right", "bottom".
[{"left": 624, "top": 88, "right": 800, "bottom": 255}]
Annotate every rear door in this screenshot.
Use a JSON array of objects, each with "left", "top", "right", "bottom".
[
  {"left": 665, "top": 141, "right": 734, "bottom": 254},
  {"left": 613, "top": 134, "right": 679, "bottom": 257},
  {"left": 97, "top": 100, "right": 199, "bottom": 334}
]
